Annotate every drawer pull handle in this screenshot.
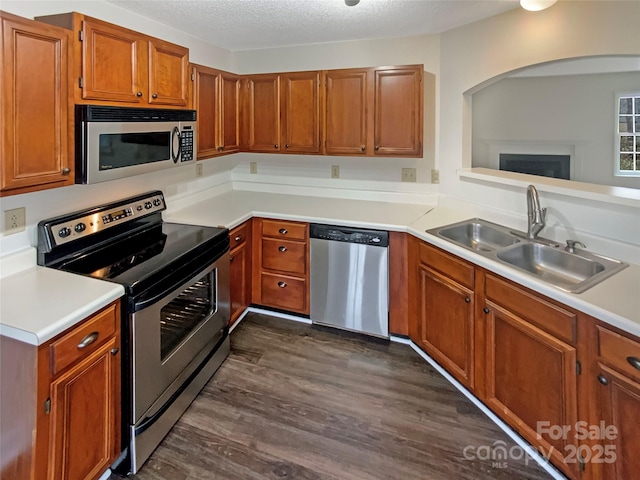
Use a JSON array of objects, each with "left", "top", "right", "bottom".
[
  {"left": 597, "top": 374, "right": 609, "bottom": 385},
  {"left": 234, "top": 235, "right": 243, "bottom": 242},
  {"left": 464, "top": 296, "right": 471, "bottom": 303},
  {"left": 279, "top": 228, "right": 288, "bottom": 235},
  {"left": 61, "top": 167, "right": 71, "bottom": 175},
  {"left": 627, "top": 357, "right": 640, "bottom": 371},
  {"left": 77, "top": 332, "right": 99, "bottom": 349},
  {"left": 277, "top": 281, "right": 287, "bottom": 288},
  {"left": 278, "top": 246, "right": 288, "bottom": 252}
]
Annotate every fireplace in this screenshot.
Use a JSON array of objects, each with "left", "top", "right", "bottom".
[{"left": 499, "top": 153, "right": 571, "bottom": 180}]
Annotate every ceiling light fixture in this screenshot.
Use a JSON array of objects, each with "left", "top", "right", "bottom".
[
  {"left": 345, "top": 0, "right": 360, "bottom": 6},
  {"left": 520, "top": 0, "right": 557, "bottom": 11}
]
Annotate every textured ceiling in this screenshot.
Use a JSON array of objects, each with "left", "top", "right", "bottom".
[{"left": 106, "top": 0, "right": 520, "bottom": 51}]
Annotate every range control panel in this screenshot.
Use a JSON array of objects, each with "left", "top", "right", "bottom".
[{"left": 47, "top": 192, "right": 166, "bottom": 246}]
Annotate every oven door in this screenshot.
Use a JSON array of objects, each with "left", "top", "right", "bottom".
[{"left": 130, "top": 253, "right": 229, "bottom": 424}]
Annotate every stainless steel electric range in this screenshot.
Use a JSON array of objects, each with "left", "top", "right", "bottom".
[{"left": 37, "top": 191, "right": 230, "bottom": 474}]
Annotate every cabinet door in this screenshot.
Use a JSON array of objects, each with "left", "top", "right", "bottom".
[
  {"left": 595, "top": 363, "right": 640, "bottom": 480},
  {"left": 484, "top": 302, "right": 579, "bottom": 479},
  {"left": 324, "top": 69, "right": 369, "bottom": 155},
  {"left": 418, "top": 265, "right": 475, "bottom": 389},
  {"left": 81, "top": 17, "right": 146, "bottom": 103},
  {"left": 219, "top": 71, "right": 241, "bottom": 153},
  {"left": 191, "top": 64, "right": 221, "bottom": 159},
  {"left": 373, "top": 66, "right": 422, "bottom": 156},
  {"left": 49, "top": 337, "right": 120, "bottom": 480},
  {"left": 1, "top": 13, "right": 73, "bottom": 194},
  {"left": 148, "top": 38, "right": 189, "bottom": 106},
  {"left": 245, "top": 74, "right": 281, "bottom": 152},
  {"left": 281, "top": 71, "right": 321, "bottom": 154},
  {"left": 229, "top": 242, "right": 249, "bottom": 326}
]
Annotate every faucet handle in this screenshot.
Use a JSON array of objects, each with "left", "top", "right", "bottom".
[{"left": 565, "top": 240, "right": 586, "bottom": 253}]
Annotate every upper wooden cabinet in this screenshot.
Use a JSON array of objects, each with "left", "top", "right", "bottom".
[
  {"left": 374, "top": 66, "right": 423, "bottom": 157},
  {"left": 323, "top": 65, "right": 423, "bottom": 157},
  {"left": 243, "top": 74, "right": 281, "bottom": 153},
  {"left": 1, "top": 11, "right": 74, "bottom": 196},
  {"left": 281, "top": 71, "right": 321, "bottom": 154},
  {"left": 190, "top": 64, "right": 240, "bottom": 158},
  {"left": 37, "top": 12, "right": 189, "bottom": 107},
  {"left": 324, "top": 69, "right": 369, "bottom": 155}
]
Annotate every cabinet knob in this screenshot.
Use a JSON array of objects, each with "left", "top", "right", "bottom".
[
  {"left": 279, "top": 228, "right": 288, "bottom": 235},
  {"left": 277, "top": 281, "right": 287, "bottom": 288},
  {"left": 464, "top": 296, "right": 471, "bottom": 303},
  {"left": 597, "top": 374, "right": 609, "bottom": 385},
  {"left": 278, "top": 246, "right": 288, "bottom": 252},
  {"left": 77, "top": 332, "right": 99, "bottom": 349},
  {"left": 627, "top": 356, "right": 640, "bottom": 371},
  {"left": 274, "top": 144, "right": 279, "bottom": 149},
  {"left": 110, "top": 348, "right": 119, "bottom": 356},
  {"left": 218, "top": 146, "right": 224, "bottom": 152},
  {"left": 61, "top": 167, "right": 71, "bottom": 175},
  {"left": 360, "top": 145, "right": 366, "bottom": 152},
  {"left": 483, "top": 307, "right": 490, "bottom": 314},
  {"left": 285, "top": 144, "right": 290, "bottom": 149},
  {"left": 234, "top": 235, "right": 243, "bottom": 242},
  {"left": 374, "top": 145, "right": 380, "bottom": 151},
  {"left": 229, "top": 256, "right": 234, "bottom": 262},
  {"left": 152, "top": 93, "right": 158, "bottom": 99},
  {"left": 136, "top": 91, "right": 143, "bottom": 97}
]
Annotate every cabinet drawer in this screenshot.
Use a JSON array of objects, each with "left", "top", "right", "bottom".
[
  {"left": 485, "top": 274, "right": 577, "bottom": 345},
  {"left": 262, "top": 219, "right": 308, "bottom": 241},
  {"left": 260, "top": 272, "right": 307, "bottom": 312},
  {"left": 597, "top": 326, "right": 640, "bottom": 380},
  {"left": 419, "top": 242, "right": 474, "bottom": 289},
  {"left": 262, "top": 238, "right": 306, "bottom": 274},
  {"left": 50, "top": 303, "right": 117, "bottom": 375},
  {"left": 230, "top": 222, "right": 249, "bottom": 248}
]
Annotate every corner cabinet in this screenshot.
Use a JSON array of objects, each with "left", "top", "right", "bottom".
[
  {"left": 1, "top": 12, "right": 74, "bottom": 196},
  {"left": 190, "top": 64, "right": 241, "bottom": 158},
  {"left": 37, "top": 12, "right": 189, "bottom": 107}
]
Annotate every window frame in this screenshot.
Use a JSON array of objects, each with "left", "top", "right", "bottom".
[{"left": 615, "top": 91, "right": 640, "bottom": 177}]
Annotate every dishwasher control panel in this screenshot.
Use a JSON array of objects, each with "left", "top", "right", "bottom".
[{"left": 310, "top": 224, "right": 389, "bottom": 247}]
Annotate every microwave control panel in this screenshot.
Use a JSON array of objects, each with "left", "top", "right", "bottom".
[{"left": 180, "top": 128, "right": 194, "bottom": 162}]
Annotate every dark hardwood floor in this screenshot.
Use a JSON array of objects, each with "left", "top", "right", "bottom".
[{"left": 126, "top": 313, "right": 554, "bottom": 480}]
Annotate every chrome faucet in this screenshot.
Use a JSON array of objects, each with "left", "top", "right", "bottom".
[{"left": 526, "top": 185, "right": 546, "bottom": 239}]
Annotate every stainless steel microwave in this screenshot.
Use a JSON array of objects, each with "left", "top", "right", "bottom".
[{"left": 75, "top": 105, "right": 197, "bottom": 184}]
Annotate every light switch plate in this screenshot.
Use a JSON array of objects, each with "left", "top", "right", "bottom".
[
  {"left": 249, "top": 162, "right": 258, "bottom": 174},
  {"left": 331, "top": 165, "right": 340, "bottom": 178},
  {"left": 431, "top": 169, "right": 440, "bottom": 184},
  {"left": 196, "top": 163, "right": 203, "bottom": 177},
  {"left": 4, "top": 207, "right": 26, "bottom": 235}
]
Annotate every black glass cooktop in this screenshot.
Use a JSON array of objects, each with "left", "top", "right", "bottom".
[{"left": 56, "top": 222, "right": 228, "bottom": 296}]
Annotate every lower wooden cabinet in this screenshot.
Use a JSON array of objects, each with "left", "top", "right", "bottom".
[
  {"left": 252, "top": 218, "right": 309, "bottom": 315},
  {"left": 38, "top": 301, "right": 122, "bottom": 480},
  {"left": 229, "top": 220, "right": 252, "bottom": 325}
]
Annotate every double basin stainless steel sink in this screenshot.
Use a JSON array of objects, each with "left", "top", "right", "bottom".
[{"left": 427, "top": 218, "right": 628, "bottom": 293}]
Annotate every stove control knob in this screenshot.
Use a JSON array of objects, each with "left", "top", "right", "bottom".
[
  {"left": 137, "top": 205, "right": 144, "bottom": 212},
  {"left": 74, "top": 223, "right": 86, "bottom": 233},
  {"left": 58, "top": 227, "right": 71, "bottom": 238},
  {"left": 153, "top": 199, "right": 162, "bottom": 207},
  {"left": 144, "top": 202, "right": 153, "bottom": 209}
]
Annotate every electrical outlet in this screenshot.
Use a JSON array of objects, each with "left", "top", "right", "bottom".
[
  {"left": 4, "top": 207, "right": 26, "bottom": 235},
  {"left": 401, "top": 168, "right": 417, "bottom": 183},
  {"left": 249, "top": 162, "right": 258, "bottom": 174},
  {"left": 331, "top": 165, "right": 340, "bottom": 179},
  {"left": 431, "top": 169, "right": 440, "bottom": 184},
  {"left": 196, "top": 163, "right": 203, "bottom": 177}
]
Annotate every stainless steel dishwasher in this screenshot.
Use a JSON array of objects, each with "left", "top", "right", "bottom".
[{"left": 310, "top": 224, "right": 389, "bottom": 338}]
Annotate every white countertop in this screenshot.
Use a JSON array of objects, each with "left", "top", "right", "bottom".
[
  {"left": 168, "top": 191, "right": 639, "bottom": 338},
  {"left": 1, "top": 189, "right": 637, "bottom": 345},
  {"left": 0, "top": 248, "right": 124, "bottom": 346}
]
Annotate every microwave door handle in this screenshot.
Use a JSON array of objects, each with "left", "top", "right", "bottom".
[{"left": 171, "top": 127, "right": 181, "bottom": 163}]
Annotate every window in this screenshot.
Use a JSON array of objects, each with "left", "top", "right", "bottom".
[{"left": 616, "top": 93, "right": 640, "bottom": 176}]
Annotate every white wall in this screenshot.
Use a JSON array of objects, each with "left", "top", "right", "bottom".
[
  {"left": 439, "top": 1, "right": 640, "bottom": 256},
  {"left": 471, "top": 71, "right": 640, "bottom": 189}
]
